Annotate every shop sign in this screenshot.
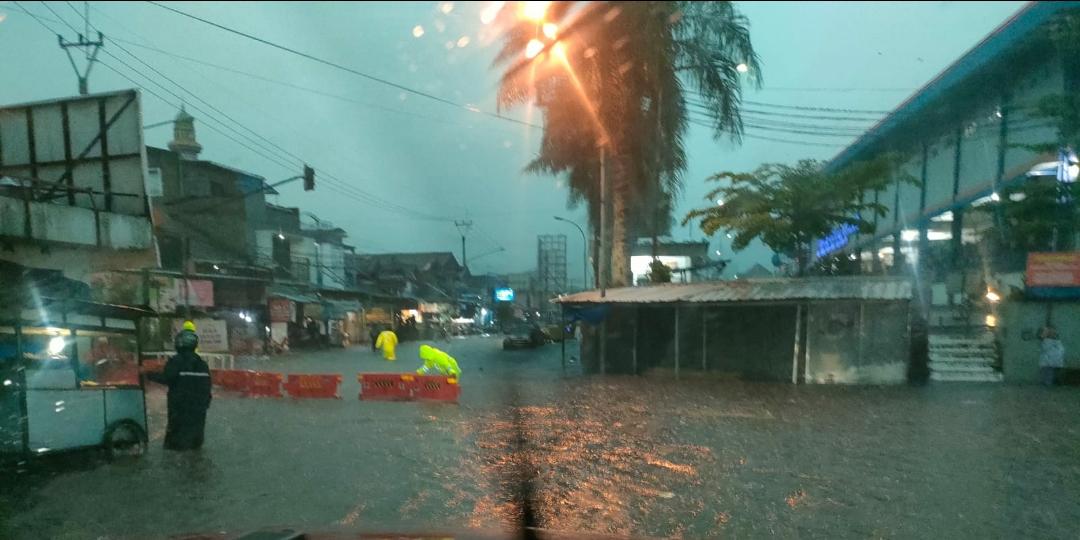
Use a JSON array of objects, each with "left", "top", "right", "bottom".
[
  {"left": 268, "top": 298, "right": 296, "bottom": 322},
  {"left": 1027, "top": 252, "right": 1080, "bottom": 287},
  {"left": 173, "top": 318, "right": 229, "bottom": 352},
  {"left": 156, "top": 278, "right": 214, "bottom": 312}
]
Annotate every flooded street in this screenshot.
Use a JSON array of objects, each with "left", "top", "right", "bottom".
[{"left": 3, "top": 335, "right": 1080, "bottom": 539}]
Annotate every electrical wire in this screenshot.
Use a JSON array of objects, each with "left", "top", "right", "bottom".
[
  {"left": 144, "top": 1, "right": 538, "bottom": 129},
  {"left": 48, "top": 2, "right": 456, "bottom": 224}
]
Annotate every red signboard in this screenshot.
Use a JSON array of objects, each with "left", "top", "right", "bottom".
[
  {"left": 1026, "top": 252, "right": 1080, "bottom": 287},
  {"left": 268, "top": 298, "right": 296, "bottom": 323}
]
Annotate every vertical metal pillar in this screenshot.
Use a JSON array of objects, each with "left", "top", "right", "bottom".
[
  {"left": 674, "top": 306, "right": 680, "bottom": 379},
  {"left": 599, "top": 319, "right": 607, "bottom": 375},
  {"left": 858, "top": 302, "right": 866, "bottom": 366},
  {"left": 560, "top": 308, "right": 566, "bottom": 376},
  {"left": 701, "top": 309, "right": 708, "bottom": 371},
  {"left": 791, "top": 304, "right": 802, "bottom": 384},
  {"left": 632, "top": 307, "right": 638, "bottom": 375},
  {"left": 15, "top": 324, "right": 30, "bottom": 455}
]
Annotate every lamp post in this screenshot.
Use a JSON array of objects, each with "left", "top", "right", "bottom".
[{"left": 554, "top": 216, "right": 589, "bottom": 291}]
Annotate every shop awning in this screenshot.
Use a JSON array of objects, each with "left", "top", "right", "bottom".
[{"left": 556, "top": 276, "right": 913, "bottom": 305}]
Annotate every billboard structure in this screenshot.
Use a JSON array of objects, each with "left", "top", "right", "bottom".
[
  {"left": 537, "top": 234, "right": 567, "bottom": 310},
  {"left": 0, "top": 90, "right": 156, "bottom": 277}
]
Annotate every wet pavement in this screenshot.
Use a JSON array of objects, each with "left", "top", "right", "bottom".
[{"left": 3, "top": 335, "right": 1080, "bottom": 539}]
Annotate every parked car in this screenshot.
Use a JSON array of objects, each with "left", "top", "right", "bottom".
[{"left": 502, "top": 322, "right": 547, "bottom": 350}]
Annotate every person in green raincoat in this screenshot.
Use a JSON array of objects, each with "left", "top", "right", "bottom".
[{"left": 416, "top": 344, "right": 461, "bottom": 378}]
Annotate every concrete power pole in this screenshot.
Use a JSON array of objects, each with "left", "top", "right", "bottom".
[
  {"left": 58, "top": 4, "right": 104, "bottom": 96},
  {"left": 455, "top": 220, "right": 473, "bottom": 269}
]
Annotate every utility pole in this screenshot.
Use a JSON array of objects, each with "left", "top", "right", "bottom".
[
  {"left": 58, "top": 4, "right": 104, "bottom": 96},
  {"left": 455, "top": 219, "right": 473, "bottom": 269}
]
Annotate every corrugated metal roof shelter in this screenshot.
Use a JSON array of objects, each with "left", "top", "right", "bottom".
[
  {"left": 557, "top": 276, "right": 915, "bottom": 385},
  {"left": 556, "top": 276, "right": 912, "bottom": 305}
]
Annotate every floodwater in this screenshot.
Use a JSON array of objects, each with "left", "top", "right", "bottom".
[{"left": 2, "top": 336, "right": 1079, "bottom": 539}]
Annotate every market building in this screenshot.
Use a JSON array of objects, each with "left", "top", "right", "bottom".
[{"left": 815, "top": 2, "right": 1080, "bottom": 382}]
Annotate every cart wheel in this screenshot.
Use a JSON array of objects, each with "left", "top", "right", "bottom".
[{"left": 103, "top": 420, "right": 147, "bottom": 460}]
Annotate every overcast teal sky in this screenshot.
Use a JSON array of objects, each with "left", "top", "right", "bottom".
[{"left": 0, "top": 1, "right": 1025, "bottom": 281}]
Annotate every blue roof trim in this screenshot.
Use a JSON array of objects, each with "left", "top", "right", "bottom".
[{"left": 825, "top": 1, "right": 1080, "bottom": 173}]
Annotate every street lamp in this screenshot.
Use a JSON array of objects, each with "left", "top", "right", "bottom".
[{"left": 554, "top": 216, "right": 589, "bottom": 290}]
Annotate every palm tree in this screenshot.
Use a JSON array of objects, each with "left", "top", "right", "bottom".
[{"left": 494, "top": 1, "right": 760, "bottom": 286}]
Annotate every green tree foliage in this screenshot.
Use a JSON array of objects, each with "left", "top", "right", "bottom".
[
  {"left": 646, "top": 258, "right": 673, "bottom": 283},
  {"left": 494, "top": 1, "right": 759, "bottom": 285},
  {"left": 683, "top": 158, "right": 902, "bottom": 275}
]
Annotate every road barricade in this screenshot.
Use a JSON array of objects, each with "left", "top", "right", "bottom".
[
  {"left": 284, "top": 374, "right": 342, "bottom": 399},
  {"left": 357, "top": 373, "right": 459, "bottom": 402},
  {"left": 412, "top": 375, "right": 460, "bottom": 402},
  {"left": 212, "top": 369, "right": 254, "bottom": 393},
  {"left": 357, "top": 373, "right": 414, "bottom": 401},
  {"left": 246, "top": 371, "right": 284, "bottom": 398}
]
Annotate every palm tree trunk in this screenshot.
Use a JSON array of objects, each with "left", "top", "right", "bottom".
[{"left": 610, "top": 157, "right": 632, "bottom": 287}]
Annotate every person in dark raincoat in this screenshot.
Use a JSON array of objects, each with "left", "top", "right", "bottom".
[{"left": 147, "top": 322, "right": 212, "bottom": 450}]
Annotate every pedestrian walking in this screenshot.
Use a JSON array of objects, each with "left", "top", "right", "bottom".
[
  {"left": 146, "top": 321, "right": 212, "bottom": 450},
  {"left": 1039, "top": 324, "right": 1065, "bottom": 387},
  {"left": 375, "top": 327, "right": 399, "bottom": 361}
]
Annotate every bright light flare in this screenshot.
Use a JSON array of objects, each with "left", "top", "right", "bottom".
[
  {"left": 552, "top": 41, "right": 566, "bottom": 60},
  {"left": 520, "top": 1, "right": 550, "bottom": 21},
  {"left": 439, "top": 2, "right": 454, "bottom": 14},
  {"left": 736, "top": 63, "right": 749, "bottom": 73},
  {"left": 457, "top": 35, "right": 471, "bottom": 47},
  {"left": 480, "top": 1, "right": 505, "bottom": 24},
  {"left": 524, "top": 38, "right": 544, "bottom": 59},
  {"left": 542, "top": 22, "right": 558, "bottom": 40},
  {"left": 990, "top": 192, "right": 1001, "bottom": 202},
  {"left": 985, "top": 290, "right": 1001, "bottom": 303},
  {"left": 48, "top": 336, "right": 66, "bottom": 356},
  {"left": 412, "top": 25, "right": 425, "bottom": 38}
]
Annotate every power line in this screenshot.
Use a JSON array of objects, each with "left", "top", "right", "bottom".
[
  {"left": 144, "top": 0, "right": 538, "bottom": 129},
  {"left": 53, "top": 2, "right": 456, "bottom": 224}
]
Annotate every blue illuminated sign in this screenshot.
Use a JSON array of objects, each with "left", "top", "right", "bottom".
[
  {"left": 816, "top": 222, "right": 859, "bottom": 258},
  {"left": 494, "top": 287, "right": 515, "bottom": 302}
]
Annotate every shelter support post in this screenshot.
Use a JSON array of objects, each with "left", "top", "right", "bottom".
[
  {"left": 600, "top": 319, "right": 607, "bottom": 375},
  {"left": 701, "top": 309, "right": 707, "bottom": 371},
  {"left": 791, "top": 304, "right": 802, "bottom": 384},
  {"left": 858, "top": 302, "right": 865, "bottom": 366},
  {"left": 560, "top": 308, "right": 566, "bottom": 376},
  {"left": 674, "top": 306, "right": 680, "bottom": 380},
  {"left": 632, "top": 307, "right": 638, "bottom": 375}
]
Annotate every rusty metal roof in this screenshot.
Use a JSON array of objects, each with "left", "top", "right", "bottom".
[{"left": 555, "top": 276, "right": 912, "bottom": 304}]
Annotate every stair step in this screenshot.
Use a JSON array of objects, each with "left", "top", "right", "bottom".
[
  {"left": 930, "top": 358, "right": 995, "bottom": 368},
  {"left": 930, "top": 354, "right": 995, "bottom": 363},
  {"left": 929, "top": 363, "right": 997, "bottom": 374},
  {"left": 928, "top": 347, "right": 993, "bottom": 356},
  {"left": 930, "top": 371, "right": 1003, "bottom": 383},
  {"left": 929, "top": 335, "right": 994, "bottom": 346}
]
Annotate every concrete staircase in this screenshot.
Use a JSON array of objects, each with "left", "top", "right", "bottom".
[{"left": 928, "top": 332, "right": 1003, "bottom": 382}]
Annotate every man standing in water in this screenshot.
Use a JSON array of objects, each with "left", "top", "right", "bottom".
[{"left": 146, "top": 321, "right": 212, "bottom": 450}]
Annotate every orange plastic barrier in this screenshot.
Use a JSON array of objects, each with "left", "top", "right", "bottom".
[
  {"left": 142, "top": 358, "right": 166, "bottom": 373},
  {"left": 412, "top": 375, "right": 460, "bottom": 402},
  {"left": 357, "top": 373, "right": 459, "bottom": 402},
  {"left": 246, "top": 371, "right": 283, "bottom": 398},
  {"left": 284, "top": 374, "right": 342, "bottom": 399},
  {"left": 213, "top": 369, "right": 254, "bottom": 393},
  {"left": 357, "top": 373, "right": 414, "bottom": 401}
]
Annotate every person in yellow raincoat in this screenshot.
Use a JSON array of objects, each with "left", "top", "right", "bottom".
[
  {"left": 374, "top": 327, "right": 398, "bottom": 361},
  {"left": 416, "top": 344, "right": 461, "bottom": 378}
]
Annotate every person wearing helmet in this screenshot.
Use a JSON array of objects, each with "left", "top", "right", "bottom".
[
  {"left": 147, "top": 320, "right": 212, "bottom": 450},
  {"left": 416, "top": 344, "right": 461, "bottom": 378}
]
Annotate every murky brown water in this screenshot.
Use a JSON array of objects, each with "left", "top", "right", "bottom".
[{"left": 3, "top": 337, "right": 1079, "bottom": 539}]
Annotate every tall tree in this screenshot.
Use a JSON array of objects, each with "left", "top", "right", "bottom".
[
  {"left": 494, "top": 1, "right": 759, "bottom": 287},
  {"left": 683, "top": 158, "right": 901, "bottom": 276}
]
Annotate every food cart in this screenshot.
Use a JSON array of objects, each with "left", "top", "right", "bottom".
[{"left": 1, "top": 297, "right": 155, "bottom": 460}]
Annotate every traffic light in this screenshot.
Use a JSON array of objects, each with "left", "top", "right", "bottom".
[{"left": 303, "top": 164, "right": 315, "bottom": 191}]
